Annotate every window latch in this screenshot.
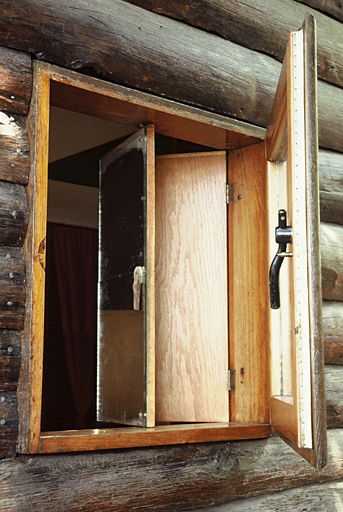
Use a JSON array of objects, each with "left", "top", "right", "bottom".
[
  {"left": 269, "top": 209, "right": 293, "bottom": 309},
  {"left": 132, "top": 266, "right": 144, "bottom": 310}
]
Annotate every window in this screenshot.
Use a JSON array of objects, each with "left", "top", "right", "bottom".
[{"left": 21, "top": 15, "right": 326, "bottom": 467}]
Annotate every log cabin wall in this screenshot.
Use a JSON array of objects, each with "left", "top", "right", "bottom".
[{"left": 0, "top": 0, "right": 342, "bottom": 510}]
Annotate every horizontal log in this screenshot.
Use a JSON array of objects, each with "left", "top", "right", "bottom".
[
  {"left": 0, "top": 391, "right": 18, "bottom": 431},
  {"left": 0, "top": 0, "right": 343, "bottom": 153},
  {"left": 320, "top": 191, "right": 343, "bottom": 225},
  {"left": 323, "top": 301, "right": 343, "bottom": 364},
  {"left": 295, "top": 0, "right": 343, "bottom": 23},
  {"left": 0, "top": 46, "right": 32, "bottom": 115},
  {"left": 1, "top": 430, "right": 343, "bottom": 510},
  {"left": 0, "top": 389, "right": 18, "bottom": 458},
  {"left": 0, "top": 181, "right": 28, "bottom": 247},
  {"left": 197, "top": 480, "right": 343, "bottom": 512},
  {"left": 0, "top": 391, "right": 18, "bottom": 459},
  {"left": 319, "top": 150, "right": 343, "bottom": 225},
  {"left": 317, "top": 81, "right": 343, "bottom": 153},
  {"left": 321, "top": 223, "right": 343, "bottom": 301},
  {"left": 0, "top": 248, "right": 25, "bottom": 331},
  {"left": 125, "top": 0, "right": 343, "bottom": 89},
  {"left": 0, "top": 330, "right": 21, "bottom": 390},
  {"left": 325, "top": 365, "right": 343, "bottom": 429},
  {"left": 0, "top": 113, "right": 30, "bottom": 185},
  {"left": 0, "top": 432, "right": 17, "bottom": 459}
]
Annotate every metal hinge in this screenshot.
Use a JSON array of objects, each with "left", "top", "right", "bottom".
[
  {"left": 227, "top": 370, "right": 236, "bottom": 391},
  {"left": 226, "top": 184, "right": 234, "bottom": 204}
]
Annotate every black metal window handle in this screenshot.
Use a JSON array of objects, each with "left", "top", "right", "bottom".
[{"left": 269, "top": 209, "right": 293, "bottom": 309}]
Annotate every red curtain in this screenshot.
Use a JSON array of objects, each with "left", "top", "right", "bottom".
[{"left": 42, "top": 223, "right": 98, "bottom": 430}]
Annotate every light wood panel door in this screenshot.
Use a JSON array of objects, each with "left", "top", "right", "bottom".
[{"left": 155, "top": 152, "right": 229, "bottom": 423}]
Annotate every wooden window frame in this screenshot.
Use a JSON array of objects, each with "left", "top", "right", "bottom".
[
  {"left": 20, "top": 60, "right": 271, "bottom": 455},
  {"left": 19, "top": 15, "right": 326, "bottom": 468}
]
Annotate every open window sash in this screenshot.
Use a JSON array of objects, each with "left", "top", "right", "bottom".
[
  {"left": 266, "top": 14, "right": 327, "bottom": 468},
  {"left": 97, "top": 125, "right": 155, "bottom": 428}
]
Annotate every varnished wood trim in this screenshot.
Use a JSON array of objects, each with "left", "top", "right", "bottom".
[
  {"left": 39, "top": 423, "right": 271, "bottom": 453},
  {"left": 270, "top": 396, "right": 297, "bottom": 445},
  {"left": 20, "top": 62, "right": 50, "bottom": 453},
  {"left": 146, "top": 124, "right": 155, "bottom": 427},
  {"left": 44, "top": 62, "right": 264, "bottom": 150},
  {"left": 228, "top": 142, "right": 270, "bottom": 424}
]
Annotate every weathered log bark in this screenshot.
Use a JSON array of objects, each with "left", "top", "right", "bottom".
[
  {"left": 1, "top": 430, "right": 343, "bottom": 511},
  {"left": 0, "top": 248, "right": 25, "bottom": 331},
  {"left": 0, "top": 0, "right": 343, "bottom": 153},
  {"left": 124, "top": 0, "right": 343, "bottom": 89},
  {"left": 319, "top": 150, "right": 343, "bottom": 225},
  {"left": 195, "top": 479, "right": 343, "bottom": 512},
  {"left": 323, "top": 301, "right": 343, "bottom": 365},
  {"left": 321, "top": 223, "right": 343, "bottom": 301},
  {"left": 295, "top": 0, "right": 343, "bottom": 23},
  {"left": 317, "top": 81, "right": 343, "bottom": 154},
  {"left": 0, "top": 392, "right": 18, "bottom": 431},
  {"left": 0, "top": 330, "right": 21, "bottom": 391},
  {"left": 325, "top": 365, "right": 343, "bottom": 429},
  {"left": 0, "top": 391, "right": 18, "bottom": 459},
  {"left": 0, "top": 432, "right": 16, "bottom": 460},
  {"left": 0, "top": 182, "right": 28, "bottom": 247},
  {"left": 0, "top": 113, "right": 30, "bottom": 185},
  {"left": 0, "top": 46, "right": 32, "bottom": 116}
]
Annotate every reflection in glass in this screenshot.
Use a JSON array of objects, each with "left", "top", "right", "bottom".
[{"left": 97, "top": 127, "right": 147, "bottom": 426}]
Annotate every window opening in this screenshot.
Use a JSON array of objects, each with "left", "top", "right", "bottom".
[{"left": 42, "top": 105, "right": 216, "bottom": 432}]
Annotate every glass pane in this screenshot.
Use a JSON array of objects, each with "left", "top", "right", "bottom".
[{"left": 97, "top": 127, "right": 147, "bottom": 427}]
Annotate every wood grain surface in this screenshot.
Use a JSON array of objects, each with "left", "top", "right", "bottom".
[
  {"left": 319, "top": 150, "right": 343, "bottom": 225},
  {"left": 323, "top": 301, "right": 343, "bottom": 364},
  {"left": 0, "top": 182, "right": 28, "bottom": 246},
  {"left": 0, "top": 46, "right": 32, "bottom": 115},
  {"left": 296, "top": 0, "right": 343, "bottom": 22},
  {"left": 228, "top": 142, "right": 269, "bottom": 424},
  {"left": 0, "top": 330, "right": 21, "bottom": 391},
  {"left": 40, "top": 423, "right": 270, "bottom": 453},
  {"left": 125, "top": 0, "right": 343, "bottom": 89},
  {"left": 0, "top": 114, "right": 30, "bottom": 185},
  {"left": 0, "top": 248, "right": 25, "bottom": 330},
  {"left": 321, "top": 222, "right": 343, "bottom": 301},
  {"left": 48, "top": 65, "right": 262, "bottom": 151},
  {"left": 155, "top": 152, "right": 228, "bottom": 423},
  {"left": 325, "top": 365, "right": 343, "bottom": 428},
  {"left": 194, "top": 480, "right": 343, "bottom": 511},
  {"left": 19, "top": 63, "right": 50, "bottom": 454}
]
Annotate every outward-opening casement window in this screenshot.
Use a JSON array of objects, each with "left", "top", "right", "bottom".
[{"left": 21, "top": 15, "right": 326, "bottom": 467}]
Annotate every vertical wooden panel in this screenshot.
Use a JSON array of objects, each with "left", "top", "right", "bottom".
[
  {"left": 145, "top": 124, "right": 155, "bottom": 427},
  {"left": 19, "top": 62, "right": 50, "bottom": 453},
  {"left": 303, "top": 13, "right": 327, "bottom": 468},
  {"left": 155, "top": 152, "right": 228, "bottom": 423},
  {"left": 228, "top": 141, "right": 270, "bottom": 424}
]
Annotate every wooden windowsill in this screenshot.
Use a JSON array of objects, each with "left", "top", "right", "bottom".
[{"left": 39, "top": 423, "right": 271, "bottom": 453}]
